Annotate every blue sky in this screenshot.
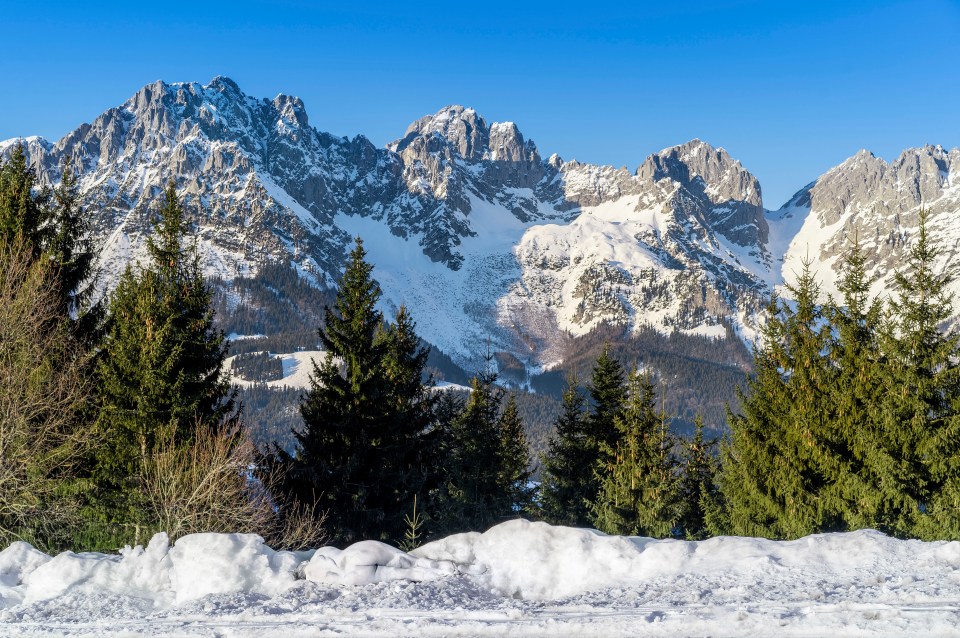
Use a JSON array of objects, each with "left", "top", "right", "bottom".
[{"left": 1, "top": 0, "right": 958, "bottom": 206}]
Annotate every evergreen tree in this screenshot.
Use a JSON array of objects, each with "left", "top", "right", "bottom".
[
  {"left": 268, "top": 239, "right": 439, "bottom": 545},
  {"left": 539, "top": 377, "right": 593, "bottom": 526},
  {"left": 48, "top": 161, "right": 101, "bottom": 344},
  {"left": 881, "top": 210, "right": 960, "bottom": 538},
  {"left": 824, "top": 234, "right": 888, "bottom": 531},
  {"left": 0, "top": 142, "right": 49, "bottom": 257},
  {"left": 440, "top": 369, "right": 508, "bottom": 533},
  {"left": 92, "top": 181, "right": 234, "bottom": 544},
  {"left": 719, "top": 259, "right": 836, "bottom": 538},
  {"left": 677, "top": 416, "right": 719, "bottom": 540},
  {"left": 584, "top": 346, "right": 627, "bottom": 511},
  {"left": 591, "top": 369, "right": 678, "bottom": 537},
  {"left": 498, "top": 393, "right": 534, "bottom": 516}
]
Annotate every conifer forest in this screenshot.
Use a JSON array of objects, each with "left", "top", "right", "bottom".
[{"left": 3, "top": 140, "right": 960, "bottom": 555}]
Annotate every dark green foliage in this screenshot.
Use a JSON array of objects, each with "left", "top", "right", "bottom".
[
  {"left": 539, "top": 378, "right": 593, "bottom": 526},
  {"left": 882, "top": 211, "right": 960, "bottom": 539},
  {"left": 498, "top": 394, "right": 535, "bottom": 515},
  {"left": 720, "top": 259, "right": 838, "bottom": 539},
  {"left": 677, "top": 416, "right": 719, "bottom": 540},
  {"left": 438, "top": 371, "right": 510, "bottom": 533},
  {"left": 0, "top": 143, "right": 49, "bottom": 257},
  {"left": 591, "top": 370, "right": 679, "bottom": 537},
  {"left": 231, "top": 352, "right": 284, "bottom": 383},
  {"left": 235, "top": 384, "right": 302, "bottom": 453},
  {"left": 267, "top": 239, "right": 438, "bottom": 546},
  {"left": 48, "top": 161, "right": 102, "bottom": 345},
  {"left": 91, "top": 182, "right": 235, "bottom": 545},
  {"left": 583, "top": 347, "right": 627, "bottom": 503},
  {"left": 823, "top": 236, "right": 889, "bottom": 532}
]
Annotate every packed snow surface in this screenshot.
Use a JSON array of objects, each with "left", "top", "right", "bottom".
[{"left": 2, "top": 519, "right": 959, "bottom": 636}]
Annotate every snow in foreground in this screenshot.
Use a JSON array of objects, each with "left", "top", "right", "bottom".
[{"left": 2, "top": 520, "right": 959, "bottom": 637}]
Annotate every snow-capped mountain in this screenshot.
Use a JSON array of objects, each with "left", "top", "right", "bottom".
[
  {"left": 4, "top": 77, "right": 958, "bottom": 374},
  {"left": 769, "top": 145, "right": 960, "bottom": 302}
]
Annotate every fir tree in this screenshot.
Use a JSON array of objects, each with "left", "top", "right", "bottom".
[
  {"left": 498, "top": 393, "right": 534, "bottom": 516},
  {"left": 584, "top": 346, "right": 627, "bottom": 512},
  {"left": 268, "top": 239, "right": 439, "bottom": 545},
  {"left": 0, "top": 142, "right": 49, "bottom": 257},
  {"left": 677, "top": 416, "right": 719, "bottom": 540},
  {"left": 48, "top": 160, "right": 101, "bottom": 344},
  {"left": 824, "top": 234, "right": 887, "bottom": 531},
  {"left": 882, "top": 210, "right": 960, "bottom": 538},
  {"left": 92, "top": 181, "right": 234, "bottom": 544},
  {"left": 539, "top": 377, "right": 593, "bottom": 526},
  {"left": 720, "top": 259, "right": 837, "bottom": 538},
  {"left": 591, "top": 369, "right": 678, "bottom": 537}
]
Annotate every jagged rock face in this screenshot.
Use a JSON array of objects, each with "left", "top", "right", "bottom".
[
  {"left": 2, "top": 76, "right": 865, "bottom": 372},
  {"left": 772, "top": 145, "right": 960, "bottom": 302}
]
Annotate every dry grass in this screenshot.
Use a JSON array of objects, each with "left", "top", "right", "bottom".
[{"left": 141, "top": 419, "right": 327, "bottom": 549}]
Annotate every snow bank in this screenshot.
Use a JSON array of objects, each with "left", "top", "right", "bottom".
[
  {"left": 4, "top": 519, "right": 960, "bottom": 637},
  {"left": 305, "top": 540, "right": 454, "bottom": 586},
  {"left": 0, "top": 532, "right": 310, "bottom": 609},
  {"left": 414, "top": 519, "right": 960, "bottom": 601}
]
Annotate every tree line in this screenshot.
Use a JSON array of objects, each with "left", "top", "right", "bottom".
[{"left": 4, "top": 137, "right": 960, "bottom": 552}]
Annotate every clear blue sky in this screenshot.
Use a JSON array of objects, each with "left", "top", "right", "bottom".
[{"left": 2, "top": 0, "right": 958, "bottom": 207}]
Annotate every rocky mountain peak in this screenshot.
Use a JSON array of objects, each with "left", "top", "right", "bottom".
[
  {"left": 272, "top": 94, "right": 309, "bottom": 129},
  {"left": 393, "top": 105, "right": 489, "bottom": 160},
  {"left": 638, "top": 139, "right": 762, "bottom": 208}
]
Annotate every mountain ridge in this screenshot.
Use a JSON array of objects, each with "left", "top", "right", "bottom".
[{"left": 3, "top": 76, "right": 960, "bottom": 377}]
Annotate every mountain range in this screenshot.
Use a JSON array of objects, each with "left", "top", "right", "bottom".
[{"left": 4, "top": 77, "right": 959, "bottom": 390}]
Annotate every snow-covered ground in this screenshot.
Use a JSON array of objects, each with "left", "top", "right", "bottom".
[{"left": 2, "top": 519, "right": 959, "bottom": 637}]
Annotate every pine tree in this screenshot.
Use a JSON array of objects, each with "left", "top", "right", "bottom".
[
  {"left": 539, "top": 377, "right": 593, "bottom": 526},
  {"left": 498, "top": 393, "right": 534, "bottom": 516},
  {"left": 881, "top": 210, "right": 960, "bottom": 538},
  {"left": 268, "top": 239, "right": 440, "bottom": 545},
  {"left": 48, "top": 160, "right": 101, "bottom": 345},
  {"left": 441, "top": 370, "right": 507, "bottom": 533},
  {"left": 591, "top": 369, "right": 678, "bottom": 537},
  {"left": 92, "top": 181, "right": 234, "bottom": 544},
  {"left": 0, "top": 148, "right": 99, "bottom": 343},
  {"left": 719, "top": 259, "right": 836, "bottom": 538},
  {"left": 677, "top": 416, "right": 719, "bottom": 540},
  {"left": 824, "top": 234, "right": 887, "bottom": 531},
  {"left": 0, "top": 142, "right": 49, "bottom": 257},
  {"left": 584, "top": 346, "right": 627, "bottom": 512}
]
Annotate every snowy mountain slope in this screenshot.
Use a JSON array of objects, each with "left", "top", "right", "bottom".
[
  {"left": 770, "top": 145, "right": 960, "bottom": 303},
  {"left": 3, "top": 77, "right": 777, "bottom": 373},
  {"left": 6, "top": 77, "right": 960, "bottom": 375}
]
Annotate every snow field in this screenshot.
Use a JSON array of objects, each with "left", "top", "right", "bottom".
[{"left": 2, "top": 519, "right": 960, "bottom": 636}]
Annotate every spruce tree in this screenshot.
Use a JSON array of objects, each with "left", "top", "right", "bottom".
[
  {"left": 0, "top": 142, "right": 49, "bottom": 257},
  {"left": 268, "top": 239, "right": 439, "bottom": 545},
  {"left": 442, "top": 369, "right": 508, "bottom": 533},
  {"left": 498, "top": 393, "right": 534, "bottom": 516},
  {"left": 48, "top": 161, "right": 101, "bottom": 344},
  {"left": 824, "top": 234, "right": 887, "bottom": 531},
  {"left": 720, "top": 259, "right": 837, "bottom": 539},
  {"left": 539, "top": 377, "right": 593, "bottom": 526},
  {"left": 584, "top": 346, "right": 627, "bottom": 512},
  {"left": 92, "top": 181, "right": 234, "bottom": 544},
  {"left": 591, "top": 369, "right": 678, "bottom": 537},
  {"left": 678, "top": 416, "right": 719, "bottom": 540},
  {"left": 881, "top": 210, "right": 960, "bottom": 538}
]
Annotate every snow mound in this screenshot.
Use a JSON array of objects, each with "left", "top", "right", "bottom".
[
  {"left": 4, "top": 520, "right": 960, "bottom": 636},
  {"left": 415, "top": 518, "right": 960, "bottom": 600},
  {"left": 305, "top": 540, "right": 455, "bottom": 586}
]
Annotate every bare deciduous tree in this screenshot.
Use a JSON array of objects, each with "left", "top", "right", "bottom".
[{"left": 0, "top": 240, "right": 93, "bottom": 550}]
